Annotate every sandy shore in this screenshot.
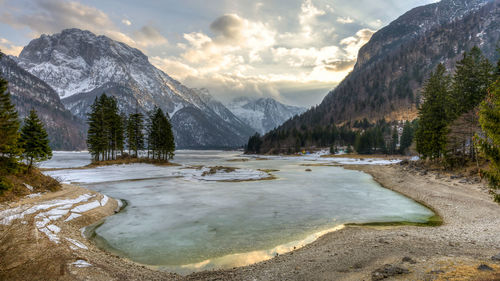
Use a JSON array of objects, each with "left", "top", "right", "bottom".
[{"left": 1, "top": 164, "right": 499, "bottom": 280}]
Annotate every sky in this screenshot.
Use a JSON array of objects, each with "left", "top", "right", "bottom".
[{"left": 0, "top": 0, "right": 438, "bottom": 107}]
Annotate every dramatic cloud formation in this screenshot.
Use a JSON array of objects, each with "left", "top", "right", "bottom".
[{"left": 0, "top": 0, "right": 436, "bottom": 106}]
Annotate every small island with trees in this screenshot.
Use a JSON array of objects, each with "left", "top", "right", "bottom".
[{"left": 86, "top": 94, "right": 176, "bottom": 167}]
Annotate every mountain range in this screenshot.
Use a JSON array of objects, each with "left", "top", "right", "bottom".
[
  {"left": 262, "top": 0, "right": 499, "bottom": 142},
  {"left": 226, "top": 97, "right": 306, "bottom": 135},
  {"left": 0, "top": 54, "right": 86, "bottom": 150},
  {"left": 0, "top": 29, "right": 305, "bottom": 150}
]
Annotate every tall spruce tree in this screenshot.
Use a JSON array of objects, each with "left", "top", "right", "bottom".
[
  {"left": 87, "top": 96, "right": 106, "bottom": 161},
  {"left": 126, "top": 111, "right": 145, "bottom": 157},
  {"left": 476, "top": 79, "right": 500, "bottom": 203},
  {"left": 19, "top": 109, "right": 52, "bottom": 170},
  {"left": 146, "top": 107, "right": 175, "bottom": 161},
  {"left": 86, "top": 94, "right": 125, "bottom": 161},
  {"left": 389, "top": 127, "right": 398, "bottom": 155},
  {"left": 446, "top": 47, "right": 494, "bottom": 165},
  {"left": 399, "top": 121, "right": 414, "bottom": 155},
  {"left": 416, "top": 64, "right": 452, "bottom": 160},
  {"left": 0, "top": 73, "right": 21, "bottom": 160},
  {"left": 451, "top": 47, "right": 494, "bottom": 117}
]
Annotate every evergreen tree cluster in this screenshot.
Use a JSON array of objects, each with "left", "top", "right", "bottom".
[
  {"left": 415, "top": 47, "right": 496, "bottom": 165},
  {"left": 0, "top": 69, "right": 52, "bottom": 192},
  {"left": 147, "top": 107, "right": 175, "bottom": 161},
  {"left": 87, "top": 94, "right": 175, "bottom": 162},
  {"left": 476, "top": 78, "right": 500, "bottom": 202},
  {"left": 246, "top": 118, "right": 416, "bottom": 156}
]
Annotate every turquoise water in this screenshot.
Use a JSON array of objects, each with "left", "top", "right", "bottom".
[{"left": 44, "top": 151, "right": 434, "bottom": 273}]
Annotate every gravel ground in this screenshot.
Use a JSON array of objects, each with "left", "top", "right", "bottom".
[{"left": 1, "top": 164, "right": 499, "bottom": 280}]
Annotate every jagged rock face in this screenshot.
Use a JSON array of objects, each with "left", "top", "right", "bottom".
[
  {"left": 272, "top": 0, "right": 499, "bottom": 133},
  {"left": 226, "top": 97, "right": 306, "bottom": 135},
  {"left": 355, "top": 0, "right": 494, "bottom": 71},
  {"left": 0, "top": 55, "right": 86, "bottom": 150},
  {"left": 16, "top": 28, "right": 254, "bottom": 148}
]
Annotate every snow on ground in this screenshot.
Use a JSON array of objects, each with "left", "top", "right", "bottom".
[
  {"left": 247, "top": 150, "right": 402, "bottom": 165},
  {"left": 71, "top": 260, "right": 92, "bottom": 267},
  {"left": 71, "top": 201, "right": 101, "bottom": 213},
  {"left": 65, "top": 238, "right": 88, "bottom": 250},
  {"left": 178, "top": 167, "right": 270, "bottom": 182},
  {"left": 0, "top": 193, "right": 109, "bottom": 247}
]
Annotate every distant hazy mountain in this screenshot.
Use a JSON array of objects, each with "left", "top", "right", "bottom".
[
  {"left": 226, "top": 97, "right": 306, "bottom": 135},
  {"left": 16, "top": 28, "right": 254, "bottom": 149},
  {"left": 0, "top": 54, "right": 86, "bottom": 150}
]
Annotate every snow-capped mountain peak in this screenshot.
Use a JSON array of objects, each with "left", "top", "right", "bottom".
[
  {"left": 226, "top": 97, "right": 307, "bottom": 135},
  {"left": 16, "top": 28, "right": 254, "bottom": 148}
]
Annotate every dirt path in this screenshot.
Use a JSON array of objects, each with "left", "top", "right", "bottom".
[{"left": 1, "top": 165, "right": 499, "bottom": 280}]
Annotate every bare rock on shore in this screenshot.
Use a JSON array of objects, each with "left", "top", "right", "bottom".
[{"left": 371, "top": 264, "right": 409, "bottom": 280}]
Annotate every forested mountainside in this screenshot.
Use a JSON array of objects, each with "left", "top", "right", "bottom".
[
  {"left": 257, "top": 0, "right": 499, "bottom": 153},
  {"left": 15, "top": 28, "right": 254, "bottom": 149},
  {"left": 226, "top": 97, "right": 306, "bottom": 135},
  {"left": 0, "top": 54, "right": 86, "bottom": 150}
]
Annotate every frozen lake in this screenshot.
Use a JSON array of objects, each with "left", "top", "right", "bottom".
[{"left": 43, "top": 151, "right": 433, "bottom": 274}]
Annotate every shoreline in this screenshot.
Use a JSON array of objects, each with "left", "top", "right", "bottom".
[{"left": 1, "top": 163, "right": 499, "bottom": 280}]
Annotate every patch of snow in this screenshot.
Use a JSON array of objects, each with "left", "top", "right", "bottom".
[
  {"left": 47, "top": 224, "right": 61, "bottom": 233},
  {"left": 39, "top": 227, "right": 60, "bottom": 243},
  {"left": 65, "top": 238, "right": 88, "bottom": 250},
  {"left": 100, "top": 195, "right": 109, "bottom": 207},
  {"left": 24, "top": 183, "right": 34, "bottom": 191},
  {"left": 64, "top": 213, "right": 82, "bottom": 222},
  {"left": 179, "top": 167, "right": 270, "bottom": 182},
  {"left": 71, "top": 200, "right": 100, "bottom": 213},
  {"left": 26, "top": 193, "right": 42, "bottom": 198},
  {"left": 72, "top": 260, "right": 92, "bottom": 268}
]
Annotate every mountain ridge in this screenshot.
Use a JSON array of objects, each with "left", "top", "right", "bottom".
[
  {"left": 226, "top": 97, "right": 307, "bottom": 135},
  {"left": 0, "top": 54, "right": 86, "bottom": 150},
  {"left": 15, "top": 28, "right": 254, "bottom": 149}
]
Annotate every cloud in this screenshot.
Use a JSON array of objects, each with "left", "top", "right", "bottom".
[
  {"left": 122, "top": 19, "right": 132, "bottom": 26},
  {"left": 0, "top": 38, "right": 23, "bottom": 56},
  {"left": 340, "top": 28, "right": 375, "bottom": 59},
  {"left": 133, "top": 25, "right": 168, "bottom": 47},
  {"left": 336, "top": 17, "right": 354, "bottom": 24},
  {"left": 0, "top": 0, "right": 137, "bottom": 46}
]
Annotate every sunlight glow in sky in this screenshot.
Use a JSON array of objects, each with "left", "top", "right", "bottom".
[{"left": 0, "top": 0, "right": 438, "bottom": 106}]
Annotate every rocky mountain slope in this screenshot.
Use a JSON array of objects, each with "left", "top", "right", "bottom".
[
  {"left": 271, "top": 0, "right": 499, "bottom": 131},
  {"left": 226, "top": 97, "right": 306, "bottom": 135},
  {"left": 0, "top": 54, "right": 86, "bottom": 150},
  {"left": 16, "top": 29, "right": 254, "bottom": 149}
]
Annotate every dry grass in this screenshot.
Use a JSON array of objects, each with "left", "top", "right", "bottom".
[
  {"left": 434, "top": 262, "right": 500, "bottom": 281},
  {"left": 0, "top": 165, "right": 61, "bottom": 203}
]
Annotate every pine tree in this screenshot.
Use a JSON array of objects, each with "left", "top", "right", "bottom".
[
  {"left": 87, "top": 96, "right": 106, "bottom": 161},
  {"left": 476, "top": 80, "right": 500, "bottom": 203},
  {"left": 146, "top": 107, "right": 175, "bottom": 161},
  {"left": 389, "top": 127, "right": 398, "bottom": 155},
  {"left": 19, "top": 109, "right": 52, "bottom": 170},
  {"left": 416, "top": 64, "right": 452, "bottom": 160},
  {"left": 0, "top": 73, "right": 21, "bottom": 159},
  {"left": 399, "top": 121, "right": 414, "bottom": 155},
  {"left": 451, "top": 47, "right": 494, "bottom": 117},
  {"left": 126, "top": 111, "right": 145, "bottom": 158}
]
